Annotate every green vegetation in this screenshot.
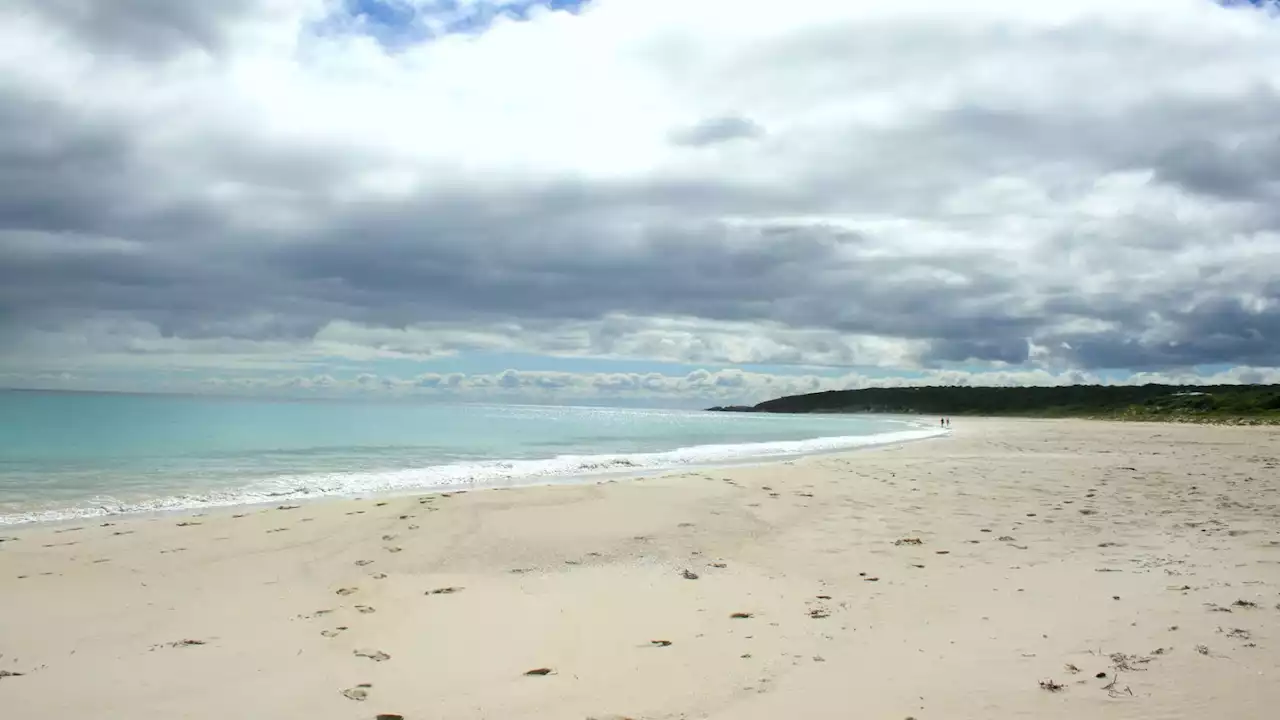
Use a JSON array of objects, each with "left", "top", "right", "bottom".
[{"left": 709, "top": 384, "right": 1280, "bottom": 424}]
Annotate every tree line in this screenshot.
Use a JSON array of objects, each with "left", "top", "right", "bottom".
[{"left": 709, "top": 384, "right": 1280, "bottom": 423}]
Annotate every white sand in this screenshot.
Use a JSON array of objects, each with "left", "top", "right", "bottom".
[{"left": 2, "top": 419, "right": 1279, "bottom": 719}]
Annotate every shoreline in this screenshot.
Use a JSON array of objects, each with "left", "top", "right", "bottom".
[
  {"left": 0, "top": 422, "right": 947, "bottom": 529},
  {"left": 2, "top": 418, "right": 1278, "bottom": 719}
]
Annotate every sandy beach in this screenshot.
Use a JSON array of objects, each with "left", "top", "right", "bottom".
[{"left": 2, "top": 418, "right": 1279, "bottom": 719}]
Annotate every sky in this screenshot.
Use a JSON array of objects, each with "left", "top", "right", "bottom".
[{"left": 1, "top": 0, "right": 1279, "bottom": 407}]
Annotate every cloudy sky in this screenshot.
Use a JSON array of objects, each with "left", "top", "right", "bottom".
[{"left": 2, "top": 0, "right": 1279, "bottom": 406}]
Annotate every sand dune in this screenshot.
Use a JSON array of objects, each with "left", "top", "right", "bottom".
[{"left": 2, "top": 419, "right": 1279, "bottom": 719}]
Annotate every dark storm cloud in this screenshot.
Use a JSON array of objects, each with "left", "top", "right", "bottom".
[
  {"left": 21, "top": 0, "right": 258, "bottom": 59},
  {"left": 1152, "top": 134, "right": 1280, "bottom": 200},
  {"left": 0, "top": 90, "right": 140, "bottom": 237},
  {"left": 668, "top": 116, "right": 764, "bottom": 147}
]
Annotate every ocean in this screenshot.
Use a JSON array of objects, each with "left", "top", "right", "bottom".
[{"left": 0, "top": 390, "right": 943, "bottom": 525}]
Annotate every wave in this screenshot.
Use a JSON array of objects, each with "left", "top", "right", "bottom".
[{"left": 0, "top": 425, "right": 945, "bottom": 525}]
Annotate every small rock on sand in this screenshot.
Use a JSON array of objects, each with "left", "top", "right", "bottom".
[{"left": 524, "top": 667, "right": 554, "bottom": 676}]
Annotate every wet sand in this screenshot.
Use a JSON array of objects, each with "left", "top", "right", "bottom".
[{"left": 2, "top": 419, "right": 1279, "bottom": 719}]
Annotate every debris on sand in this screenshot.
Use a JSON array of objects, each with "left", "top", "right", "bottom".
[
  {"left": 682, "top": 569, "right": 700, "bottom": 580},
  {"left": 1195, "top": 644, "right": 1210, "bottom": 655},
  {"left": 1109, "top": 653, "right": 1152, "bottom": 672},
  {"left": 1039, "top": 679, "right": 1065, "bottom": 692},
  {"left": 341, "top": 684, "right": 371, "bottom": 701},
  {"left": 276, "top": 505, "right": 300, "bottom": 510},
  {"left": 428, "top": 587, "right": 464, "bottom": 595},
  {"left": 153, "top": 639, "right": 207, "bottom": 650},
  {"left": 0, "top": 670, "right": 26, "bottom": 679},
  {"left": 998, "top": 536, "right": 1016, "bottom": 542},
  {"left": 356, "top": 605, "right": 376, "bottom": 614},
  {"left": 650, "top": 640, "right": 673, "bottom": 647},
  {"left": 730, "top": 612, "right": 754, "bottom": 619},
  {"left": 1064, "top": 663, "right": 1080, "bottom": 674},
  {"left": 893, "top": 537, "right": 923, "bottom": 546},
  {"left": 1232, "top": 599, "right": 1259, "bottom": 609},
  {"left": 176, "top": 521, "right": 201, "bottom": 527},
  {"left": 524, "top": 667, "right": 554, "bottom": 676},
  {"left": 1102, "top": 674, "right": 1133, "bottom": 698},
  {"left": 809, "top": 608, "right": 830, "bottom": 619}
]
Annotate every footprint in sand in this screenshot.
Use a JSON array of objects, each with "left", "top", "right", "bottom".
[
  {"left": 266, "top": 528, "right": 289, "bottom": 533},
  {"left": 381, "top": 534, "right": 397, "bottom": 542},
  {"left": 336, "top": 587, "right": 358, "bottom": 596},
  {"left": 354, "top": 648, "right": 391, "bottom": 662},
  {"left": 341, "top": 684, "right": 372, "bottom": 701},
  {"left": 428, "top": 587, "right": 464, "bottom": 595},
  {"left": 176, "top": 521, "right": 201, "bottom": 527},
  {"left": 355, "top": 605, "right": 376, "bottom": 614},
  {"left": 112, "top": 531, "right": 135, "bottom": 536},
  {"left": 371, "top": 573, "right": 388, "bottom": 580},
  {"left": 355, "top": 560, "right": 374, "bottom": 567},
  {"left": 385, "top": 546, "right": 403, "bottom": 553},
  {"left": 320, "top": 626, "right": 348, "bottom": 638}
]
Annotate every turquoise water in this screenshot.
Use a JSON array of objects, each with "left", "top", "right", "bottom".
[{"left": 0, "top": 390, "right": 942, "bottom": 524}]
